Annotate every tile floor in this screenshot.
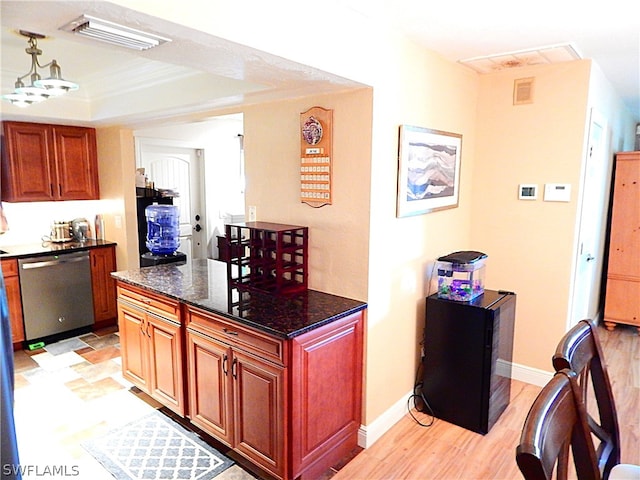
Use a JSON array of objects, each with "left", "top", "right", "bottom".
[{"left": 12, "top": 327, "right": 255, "bottom": 480}]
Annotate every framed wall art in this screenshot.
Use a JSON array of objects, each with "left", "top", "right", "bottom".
[{"left": 396, "top": 125, "right": 463, "bottom": 218}]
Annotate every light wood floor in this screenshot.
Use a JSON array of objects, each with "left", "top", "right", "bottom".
[{"left": 332, "top": 323, "right": 639, "bottom": 480}]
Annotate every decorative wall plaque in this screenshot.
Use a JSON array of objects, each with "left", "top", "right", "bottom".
[{"left": 300, "top": 106, "right": 333, "bottom": 207}]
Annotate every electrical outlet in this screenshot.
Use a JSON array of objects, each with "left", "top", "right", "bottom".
[
  {"left": 114, "top": 215, "right": 122, "bottom": 229},
  {"left": 248, "top": 206, "right": 257, "bottom": 222}
]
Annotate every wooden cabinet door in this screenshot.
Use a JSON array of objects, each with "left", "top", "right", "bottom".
[
  {"left": 1, "top": 259, "right": 25, "bottom": 345},
  {"left": 1, "top": 122, "right": 99, "bottom": 202},
  {"left": 90, "top": 247, "right": 117, "bottom": 327},
  {"left": 52, "top": 126, "right": 100, "bottom": 200},
  {"left": 289, "top": 311, "right": 363, "bottom": 478},
  {"left": 604, "top": 153, "right": 640, "bottom": 329},
  {"left": 187, "top": 330, "right": 234, "bottom": 446},
  {"left": 118, "top": 303, "right": 149, "bottom": 390},
  {"left": 607, "top": 154, "right": 640, "bottom": 277},
  {"left": 2, "top": 122, "right": 56, "bottom": 201},
  {"left": 233, "top": 349, "right": 285, "bottom": 478},
  {"left": 147, "top": 314, "right": 185, "bottom": 416},
  {"left": 4, "top": 275, "right": 24, "bottom": 345}
]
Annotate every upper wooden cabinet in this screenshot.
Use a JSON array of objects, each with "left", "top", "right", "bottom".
[{"left": 1, "top": 121, "right": 100, "bottom": 202}]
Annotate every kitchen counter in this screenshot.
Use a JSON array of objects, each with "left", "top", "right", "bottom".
[
  {"left": 0, "top": 239, "right": 117, "bottom": 259},
  {"left": 111, "top": 258, "right": 367, "bottom": 339}
]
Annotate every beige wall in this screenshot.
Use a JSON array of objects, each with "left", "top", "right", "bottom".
[
  {"left": 473, "top": 61, "right": 591, "bottom": 370},
  {"left": 95, "top": 127, "right": 138, "bottom": 271},
  {"left": 243, "top": 89, "right": 372, "bottom": 300},
  {"left": 364, "top": 46, "right": 479, "bottom": 422}
]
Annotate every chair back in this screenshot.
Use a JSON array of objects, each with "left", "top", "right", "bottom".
[
  {"left": 516, "top": 370, "right": 601, "bottom": 480},
  {"left": 552, "top": 320, "right": 620, "bottom": 479}
]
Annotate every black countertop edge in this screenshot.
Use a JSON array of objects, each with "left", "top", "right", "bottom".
[
  {"left": 0, "top": 240, "right": 117, "bottom": 259},
  {"left": 183, "top": 298, "right": 367, "bottom": 340},
  {"left": 111, "top": 261, "right": 367, "bottom": 340},
  {"left": 113, "top": 276, "right": 184, "bottom": 304}
]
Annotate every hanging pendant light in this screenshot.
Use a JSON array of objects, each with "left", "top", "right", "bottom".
[
  {"left": 34, "top": 60, "right": 79, "bottom": 96},
  {"left": 2, "top": 30, "right": 78, "bottom": 107}
]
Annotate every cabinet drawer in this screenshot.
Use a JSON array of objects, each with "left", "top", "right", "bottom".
[
  {"left": 117, "top": 284, "right": 180, "bottom": 322},
  {"left": 605, "top": 277, "right": 640, "bottom": 326},
  {"left": 1, "top": 259, "right": 19, "bottom": 277},
  {"left": 187, "top": 306, "right": 286, "bottom": 366}
]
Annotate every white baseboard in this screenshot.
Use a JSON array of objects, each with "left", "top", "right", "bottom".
[
  {"left": 357, "top": 389, "right": 413, "bottom": 448},
  {"left": 357, "top": 361, "right": 553, "bottom": 448},
  {"left": 508, "top": 361, "right": 553, "bottom": 387}
]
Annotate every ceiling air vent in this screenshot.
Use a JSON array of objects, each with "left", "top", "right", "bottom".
[
  {"left": 513, "top": 77, "right": 534, "bottom": 105},
  {"left": 459, "top": 43, "right": 581, "bottom": 74},
  {"left": 60, "top": 15, "right": 171, "bottom": 50}
]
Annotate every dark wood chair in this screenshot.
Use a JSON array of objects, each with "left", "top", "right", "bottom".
[
  {"left": 516, "top": 369, "right": 601, "bottom": 479},
  {"left": 552, "top": 319, "right": 620, "bottom": 479}
]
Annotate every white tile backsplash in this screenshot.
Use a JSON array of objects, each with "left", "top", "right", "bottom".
[{"left": 0, "top": 200, "right": 108, "bottom": 246}]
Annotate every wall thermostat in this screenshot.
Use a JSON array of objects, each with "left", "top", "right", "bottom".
[
  {"left": 544, "top": 183, "right": 571, "bottom": 202},
  {"left": 518, "top": 184, "right": 538, "bottom": 200}
]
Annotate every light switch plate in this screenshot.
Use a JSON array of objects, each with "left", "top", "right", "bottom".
[{"left": 544, "top": 183, "right": 571, "bottom": 202}]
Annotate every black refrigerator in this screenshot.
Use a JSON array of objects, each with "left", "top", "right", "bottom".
[{"left": 422, "top": 289, "right": 516, "bottom": 434}]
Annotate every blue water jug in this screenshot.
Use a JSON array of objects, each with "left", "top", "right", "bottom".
[{"left": 145, "top": 204, "right": 180, "bottom": 255}]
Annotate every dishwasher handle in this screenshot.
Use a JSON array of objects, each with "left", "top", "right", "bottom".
[{"left": 20, "top": 253, "right": 89, "bottom": 270}]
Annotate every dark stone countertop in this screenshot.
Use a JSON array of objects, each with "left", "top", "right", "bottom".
[
  {"left": 0, "top": 240, "right": 117, "bottom": 259},
  {"left": 111, "top": 259, "right": 367, "bottom": 339}
]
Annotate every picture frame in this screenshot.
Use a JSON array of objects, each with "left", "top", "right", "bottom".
[{"left": 396, "top": 125, "right": 463, "bottom": 217}]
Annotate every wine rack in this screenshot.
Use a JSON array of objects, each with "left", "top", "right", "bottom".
[{"left": 225, "top": 222, "right": 308, "bottom": 295}]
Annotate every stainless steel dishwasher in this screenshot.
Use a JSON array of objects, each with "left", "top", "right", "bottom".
[{"left": 18, "top": 251, "right": 94, "bottom": 343}]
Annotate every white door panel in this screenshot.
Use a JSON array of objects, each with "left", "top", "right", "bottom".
[
  {"left": 570, "top": 109, "right": 608, "bottom": 326},
  {"left": 138, "top": 143, "right": 206, "bottom": 260}
]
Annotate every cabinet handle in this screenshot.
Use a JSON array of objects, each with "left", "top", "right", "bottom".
[
  {"left": 222, "top": 354, "right": 228, "bottom": 376},
  {"left": 59, "top": 184, "right": 62, "bottom": 196},
  {"left": 231, "top": 357, "right": 237, "bottom": 379},
  {"left": 223, "top": 328, "right": 239, "bottom": 336}
]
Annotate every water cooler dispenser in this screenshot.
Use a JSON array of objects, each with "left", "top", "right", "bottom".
[{"left": 140, "top": 204, "right": 186, "bottom": 267}]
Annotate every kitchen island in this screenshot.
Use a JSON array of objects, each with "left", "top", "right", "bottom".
[{"left": 112, "top": 259, "right": 367, "bottom": 480}]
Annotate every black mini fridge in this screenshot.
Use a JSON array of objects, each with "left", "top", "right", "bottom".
[{"left": 422, "top": 289, "right": 516, "bottom": 434}]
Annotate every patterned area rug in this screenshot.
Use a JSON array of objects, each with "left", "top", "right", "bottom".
[{"left": 83, "top": 410, "right": 234, "bottom": 480}]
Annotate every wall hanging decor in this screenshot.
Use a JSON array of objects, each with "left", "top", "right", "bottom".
[
  {"left": 396, "top": 125, "right": 463, "bottom": 217},
  {"left": 300, "top": 106, "right": 333, "bottom": 207}
]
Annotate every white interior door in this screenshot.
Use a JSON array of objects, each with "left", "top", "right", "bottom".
[
  {"left": 137, "top": 142, "right": 206, "bottom": 260},
  {"left": 569, "top": 109, "right": 609, "bottom": 326}
]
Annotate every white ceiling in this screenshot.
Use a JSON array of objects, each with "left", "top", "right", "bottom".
[
  {"left": 2, "top": 1, "right": 639, "bottom": 127},
  {"left": 0, "top": 1, "right": 363, "bottom": 127},
  {"left": 347, "top": 0, "right": 639, "bottom": 119}
]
